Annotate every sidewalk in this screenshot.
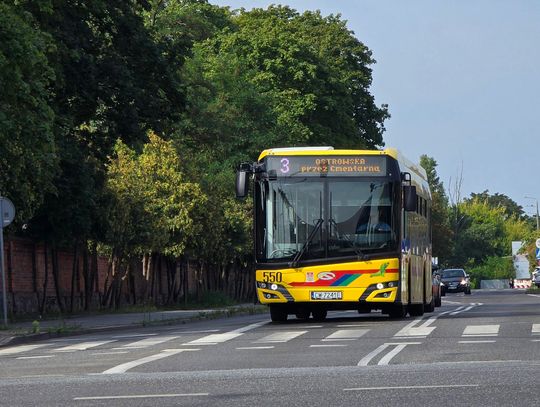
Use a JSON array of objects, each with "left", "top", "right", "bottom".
[{"left": 0, "top": 303, "right": 267, "bottom": 348}]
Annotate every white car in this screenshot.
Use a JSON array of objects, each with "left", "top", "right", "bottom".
[{"left": 534, "top": 269, "right": 540, "bottom": 288}]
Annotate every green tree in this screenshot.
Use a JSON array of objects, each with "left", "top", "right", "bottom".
[
  {"left": 467, "top": 190, "right": 525, "bottom": 219},
  {"left": 451, "top": 199, "right": 507, "bottom": 267},
  {"left": 0, "top": 2, "right": 58, "bottom": 221},
  {"left": 419, "top": 155, "right": 452, "bottom": 264},
  {"left": 219, "top": 5, "right": 389, "bottom": 148},
  {"left": 104, "top": 132, "right": 206, "bottom": 306},
  {"left": 144, "top": 0, "right": 233, "bottom": 67}
]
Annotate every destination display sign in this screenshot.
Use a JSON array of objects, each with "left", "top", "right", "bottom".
[{"left": 265, "top": 155, "right": 388, "bottom": 177}]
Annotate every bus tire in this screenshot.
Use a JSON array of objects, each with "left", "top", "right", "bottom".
[
  {"left": 388, "top": 304, "right": 407, "bottom": 318},
  {"left": 295, "top": 309, "right": 310, "bottom": 320},
  {"left": 270, "top": 305, "right": 288, "bottom": 322},
  {"left": 408, "top": 303, "right": 424, "bottom": 316},
  {"left": 312, "top": 309, "right": 327, "bottom": 321},
  {"left": 424, "top": 296, "right": 435, "bottom": 313},
  {"left": 435, "top": 294, "right": 442, "bottom": 307}
]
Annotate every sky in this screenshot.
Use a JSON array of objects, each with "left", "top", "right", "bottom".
[{"left": 211, "top": 0, "right": 540, "bottom": 214}]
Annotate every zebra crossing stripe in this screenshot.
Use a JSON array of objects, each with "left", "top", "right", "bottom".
[
  {"left": 256, "top": 331, "right": 307, "bottom": 343},
  {"left": 462, "top": 325, "right": 499, "bottom": 337},
  {"left": 322, "top": 329, "right": 369, "bottom": 341},
  {"left": 54, "top": 340, "right": 116, "bottom": 352},
  {"left": 0, "top": 344, "right": 48, "bottom": 356},
  {"left": 116, "top": 336, "right": 179, "bottom": 349}
]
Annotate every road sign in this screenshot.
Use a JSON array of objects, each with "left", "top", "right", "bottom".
[
  {"left": 536, "top": 238, "right": 540, "bottom": 249},
  {"left": 537, "top": 248, "right": 540, "bottom": 260},
  {"left": 0, "top": 197, "right": 15, "bottom": 227}
]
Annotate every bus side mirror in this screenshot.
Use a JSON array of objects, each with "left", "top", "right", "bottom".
[
  {"left": 403, "top": 185, "right": 417, "bottom": 211},
  {"left": 236, "top": 170, "right": 249, "bottom": 198}
]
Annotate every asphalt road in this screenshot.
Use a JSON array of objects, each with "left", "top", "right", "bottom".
[{"left": 1, "top": 289, "right": 540, "bottom": 406}]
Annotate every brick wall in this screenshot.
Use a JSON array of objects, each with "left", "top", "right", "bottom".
[{"left": 1, "top": 238, "right": 110, "bottom": 315}]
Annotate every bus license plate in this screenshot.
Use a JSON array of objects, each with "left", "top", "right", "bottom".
[{"left": 311, "top": 291, "right": 342, "bottom": 300}]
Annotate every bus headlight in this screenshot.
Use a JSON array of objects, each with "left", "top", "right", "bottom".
[
  {"left": 270, "top": 283, "right": 278, "bottom": 290},
  {"left": 376, "top": 283, "right": 384, "bottom": 290}
]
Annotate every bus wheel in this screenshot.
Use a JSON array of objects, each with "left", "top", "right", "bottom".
[
  {"left": 312, "top": 309, "right": 327, "bottom": 321},
  {"left": 435, "top": 294, "right": 442, "bottom": 307},
  {"left": 408, "top": 303, "right": 424, "bottom": 317},
  {"left": 270, "top": 305, "right": 288, "bottom": 322},
  {"left": 388, "top": 304, "right": 407, "bottom": 318},
  {"left": 295, "top": 309, "right": 310, "bottom": 320},
  {"left": 424, "top": 296, "right": 435, "bottom": 313}
]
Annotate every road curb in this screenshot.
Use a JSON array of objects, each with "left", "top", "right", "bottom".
[{"left": 0, "top": 305, "right": 268, "bottom": 349}]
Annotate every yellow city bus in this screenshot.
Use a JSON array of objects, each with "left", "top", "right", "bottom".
[{"left": 236, "top": 147, "right": 433, "bottom": 322}]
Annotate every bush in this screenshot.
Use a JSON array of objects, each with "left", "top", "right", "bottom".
[{"left": 468, "top": 256, "right": 514, "bottom": 288}]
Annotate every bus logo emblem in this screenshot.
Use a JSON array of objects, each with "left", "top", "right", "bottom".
[{"left": 318, "top": 272, "right": 336, "bottom": 281}]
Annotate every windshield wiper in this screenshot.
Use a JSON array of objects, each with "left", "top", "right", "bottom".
[
  {"left": 289, "top": 218, "right": 323, "bottom": 268},
  {"left": 329, "top": 218, "right": 367, "bottom": 260}
]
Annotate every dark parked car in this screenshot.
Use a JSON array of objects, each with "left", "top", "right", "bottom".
[{"left": 441, "top": 268, "right": 471, "bottom": 295}]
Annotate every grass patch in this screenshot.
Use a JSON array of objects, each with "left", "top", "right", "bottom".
[{"left": 140, "top": 304, "right": 267, "bottom": 327}]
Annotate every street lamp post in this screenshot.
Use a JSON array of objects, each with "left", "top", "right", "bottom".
[{"left": 525, "top": 196, "right": 539, "bottom": 231}]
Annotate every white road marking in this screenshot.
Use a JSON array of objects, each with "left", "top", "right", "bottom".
[
  {"left": 74, "top": 393, "right": 208, "bottom": 400},
  {"left": 116, "top": 335, "right": 178, "bottom": 349},
  {"left": 532, "top": 324, "right": 540, "bottom": 335},
  {"left": 170, "top": 329, "right": 220, "bottom": 334},
  {"left": 16, "top": 355, "right": 55, "bottom": 360},
  {"left": 336, "top": 324, "right": 369, "bottom": 328},
  {"left": 236, "top": 346, "right": 274, "bottom": 350},
  {"left": 310, "top": 344, "right": 348, "bottom": 348},
  {"left": 322, "top": 329, "right": 368, "bottom": 341},
  {"left": 102, "top": 349, "right": 199, "bottom": 374},
  {"left": 54, "top": 340, "right": 115, "bottom": 352},
  {"left": 358, "top": 342, "right": 421, "bottom": 366},
  {"left": 462, "top": 325, "right": 499, "bottom": 337},
  {"left": 183, "top": 332, "right": 242, "bottom": 346},
  {"left": 0, "top": 344, "right": 48, "bottom": 356},
  {"left": 344, "top": 384, "right": 479, "bottom": 391},
  {"left": 256, "top": 331, "right": 307, "bottom": 343},
  {"left": 449, "top": 303, "right": 482, "bottom": 316},
  {"left": 378, "top": 344, "right": 408, "bottom": 365},
  {"left": 394, "top": 318, "right": 435, "bottom": 338},
  {"left": 112, "top": 333, "right": 157, "bottom": 339},
  {"left": 183, "top": 320, "right": 266, "bottom": 346},
  {"left": 91, "top": 351, "right": 130, "bottom": 355},
  {"left": 459, "top": 340, "right": 496, "bottom": 344}
]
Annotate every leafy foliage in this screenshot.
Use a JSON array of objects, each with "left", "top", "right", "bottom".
[
  {"left": 0, "top": 2, "right": 58, "bottom": 221},
  {"left": 104, "top": 132, "right": 206, "bottom": 260},
  {"left": 420, "top": 155, "right": 452, "bottom": 264}
]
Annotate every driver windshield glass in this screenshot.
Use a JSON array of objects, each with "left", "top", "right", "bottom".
[
  {"left": 260, "top": 178, "right": 396, "bottom": 262},
  {"left": 328, "top": 180, "right": 395, "bottom": 257}
]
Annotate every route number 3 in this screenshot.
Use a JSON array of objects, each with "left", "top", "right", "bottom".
[
  {"left": 280, "top": 158, "right": 290, "bottom": 174},
  {"left": 263, "top": 272, "right": 282, "bottom": 283}
]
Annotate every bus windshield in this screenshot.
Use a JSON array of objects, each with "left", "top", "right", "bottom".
[{"left": 256, "top": 178, "right": 397, "bottom": 263}]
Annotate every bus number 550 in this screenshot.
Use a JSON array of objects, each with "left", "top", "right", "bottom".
[{"left": 263, "top": 272, "right": 282, "bottom": 283}]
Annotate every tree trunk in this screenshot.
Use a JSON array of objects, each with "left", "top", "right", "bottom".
[
  {"left": 51, "top": 247, "right": 64, "bottom": 313},
  {"left": 70, "top": 243, "right": 79, "bottom": 313},
  {"left": 39, "top": 243, "right": 49, "bottom": 315}
]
